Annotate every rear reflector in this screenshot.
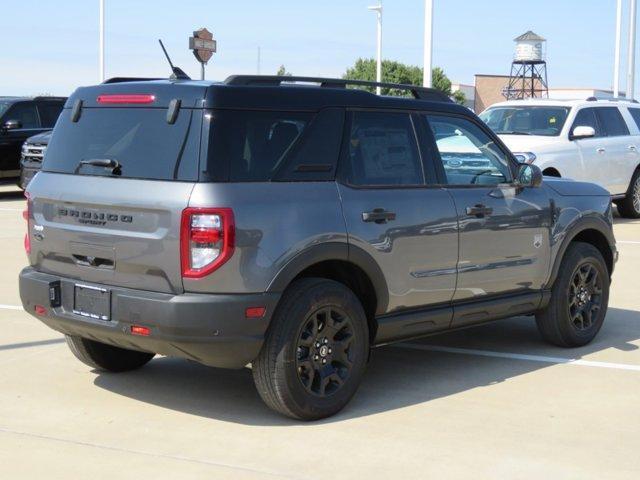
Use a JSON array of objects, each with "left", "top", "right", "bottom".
[
  {"left": 130, "top": 325, "right": 151, "bottom": 336},
  {"left": 245, "top": 307, "right": 266, "bottom": 318},
  {"left": 34, "top": 305, "right": 47, "bottom": 316},
  {"left": 96, "top": 94, "right": 156, "bottom": 104}
]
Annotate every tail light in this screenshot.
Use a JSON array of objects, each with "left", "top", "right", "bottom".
[
  {"left": 181, "top": 208, "right": 234, "bottom": 278},
  {"left": 23, "top": 192, "right": 32, "bottom": 255},
  {"left": 96, "top": 94, "right": 156, "bottom": 104}
]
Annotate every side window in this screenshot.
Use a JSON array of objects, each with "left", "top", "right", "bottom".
[
  {"left": 4, "top": 102, "right": 40, "bottom": 129},
  {"left": 425, "top": 114, "right": 512, "bottom": 186},
  {"left": 571, "top": 108, "right": 600, "bottom": 137},
  {"left": 343, "top": 111, "right": 423, "bottom": 186},
  {"left": 595, "top": 107, "right": 629, "bottom": 137},
  {"left": 37, "top": 103, "right": 64, "bottom": 128},
  {"left": 628, "top": 108, "right": 640, "bottom": 131}
]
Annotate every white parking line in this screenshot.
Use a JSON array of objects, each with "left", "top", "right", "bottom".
[
  {"left": 0, "top": 304, "right": 23, "bottom": 311},
  {"left": 0, "top": 208, "right": 22, "bottom": 212},
  {"left": 618, "top": 240, "right": 640, "bottom": 245},
  {"left": 395, "top": 343, "right": 640, "bottom": 372}
]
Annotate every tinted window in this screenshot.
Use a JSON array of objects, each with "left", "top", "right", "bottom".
[
  {"left": 595, "top": 107, "right": 629, "bottom": 136},
  {"left": 5, "top": 102, "right": 39, "bottom": 128},
  {"left": 343, "top": 111, "right": 423, "bottom": 186},
  {"left": 479, "top": 106, "right": 569, "bottom": 136},
  {"left": 426, "top": 115, "right": 512, "bottom": 186},
  {"left": 38, "top": 103, "right": 64, "bottom": 128},
  {"left": 43, "top": 107, "right": 200, "bottom": 181},
  {"left": 206, "top": 110, "right": 311, "bottom": 182},
  {"left": 572, "top": 108, "right": 600, "bottom": 137},
  {"left": 628, "top": 108, "right": 640, "bottom": 131}
]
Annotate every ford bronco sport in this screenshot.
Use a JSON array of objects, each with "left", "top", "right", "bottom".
[{"left": 19, "top": 76, "right": 617, "bottom": 420}]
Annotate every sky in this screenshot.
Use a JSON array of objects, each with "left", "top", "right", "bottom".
[{"left": 0, "top": 0, "right": 635, "bottom": 96}]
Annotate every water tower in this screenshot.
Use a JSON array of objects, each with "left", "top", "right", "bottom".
[{"left": 504, "top": 30, "right": 549, "bottom": 100}]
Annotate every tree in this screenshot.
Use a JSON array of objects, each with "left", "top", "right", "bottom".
[
  {"left": 277, "top": 65, "right": 292, "bottom": 77},
  {"left": 343, "top": 58, "right": 466, "bottom": 105}
]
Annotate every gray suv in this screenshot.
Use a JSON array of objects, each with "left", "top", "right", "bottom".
[{"left": 19, "top": 76, "right": 617, "bottom": 420}]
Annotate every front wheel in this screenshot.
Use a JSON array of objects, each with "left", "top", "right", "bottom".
[
  {"left": 252, "top": 278, "right": 369, "bottom": 420},
  {"left": 616, "top": 169, "right": 640, "bottom": 218},
  {"left": 535, "top": 242, "right": 610, "bottom": 347}
]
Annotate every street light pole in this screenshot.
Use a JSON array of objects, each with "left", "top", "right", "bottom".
[
  {"left": 99, "top": 0, "right": 105, "bottom": 82},
  {"left": 423, "top": 0, "right": 433, "bottom": 88},
  {"left": 628, "top": 0, "right": 638, "bottom": 100},
  {"left": 614, "top": 0, "right": 622, "bottom": 98},
  {"left": 368, "top": 3, "right": 383, "bottom": 95}
]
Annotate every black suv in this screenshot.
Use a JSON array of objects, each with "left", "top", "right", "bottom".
[
  {"left": 19, "top": 76, "right": 616, "bottom": 420},
  {"left": 0, "top": 96, "right": 65, "bottom": 179}
]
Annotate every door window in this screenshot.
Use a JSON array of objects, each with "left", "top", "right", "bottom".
[
  {"left": 425, "top": 115, "right": 512, "bottom": 186},
  {"left": 37, "top": 103, "right": 64, "bottom": 128},
  {"left": 5, "top": 102, "right": 39, "bottom": 129},
  {"left": 594, "top": 107, "right": 629, "bottom": 137},
  {"left": 342, "top": 111, "right": 424, "bottom": 186},
  {"left": 571, "top": 108, "right": 600, "bottom": 137}
]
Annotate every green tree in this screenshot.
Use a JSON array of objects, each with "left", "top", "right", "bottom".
[
  {"left": 343, "top": 58, "right": 466, "bottom": 105},
  {"left": 277, "top": 65, "right": 292, "bottom": 76}
]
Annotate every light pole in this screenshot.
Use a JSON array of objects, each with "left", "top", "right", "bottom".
[
  {"left": 368, "top": 3, "right": 383, "bottom": 95},
  {"left": 423, "top": 0, "right": 433, "bottom": 88},
  {"left": 614, "top": 0, "right": 622, "bottom": 97},
  {"left": 628, "top": 0, "right": 638, "bottom": 100},
  {"left": 99, "top": 0, "right": 105, "bottom": 82}
]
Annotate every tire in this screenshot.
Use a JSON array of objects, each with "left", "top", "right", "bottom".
[
  {"left": 616, "top": 168, "right": 640, "bottom": 218},
  {"left": 65, "top": 335, "right": 155, "bottom": 372},
  {"left": 535, "top": 242, "right": 609, "bottom": 347},
  {"left": 252, "top": 278, "right": 369, "bottom": 420}
]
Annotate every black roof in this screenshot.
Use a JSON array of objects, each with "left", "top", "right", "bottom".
[{"left": 65, "top": 75, "right": 468, "bottom": 115}]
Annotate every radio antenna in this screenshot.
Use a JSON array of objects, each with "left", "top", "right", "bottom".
[{"left": 158, "top": 39, "right": 191, "bottom": 80}]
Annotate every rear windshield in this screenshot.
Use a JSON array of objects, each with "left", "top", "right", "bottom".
[
  {"left": 42, "top": 108, "right": 201, "bottom": 181},
  {"left": 479, "top": 106, "right": 570, "bottom": 136}
]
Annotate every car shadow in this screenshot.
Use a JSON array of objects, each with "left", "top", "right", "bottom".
[{"left": 92, "top": 306, "right": 640, "bottom": 426}]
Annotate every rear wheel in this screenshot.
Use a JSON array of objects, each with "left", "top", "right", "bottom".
[
  {"left": 535, "top": 242, "right": 609, "bottom": 347},
  {"left": 252, "top": 278, "right": 369, "bottom": 420},
  {"left": 65, "top": 335, "right": 154, "bottom": 372},
  {"left": 616, "top": 169, "right": 640, "bottom": 218}
]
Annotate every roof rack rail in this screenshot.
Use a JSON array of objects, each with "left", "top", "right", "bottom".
[
  {"left": 102, "top": 77, "right": 163, "bottom": 84},
  {"left": 223, "top": 75, "right": 453, "bottom": 102},
  {"left": 585, "top": 96, "right": 639, "bottom": 103},
  {"left": 33, "top": 96, "right": 67, "bottom": 101}
]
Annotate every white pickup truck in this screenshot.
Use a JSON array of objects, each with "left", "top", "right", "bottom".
[{"left": 480, "top": 98, "right": 640, "bottom": 217}]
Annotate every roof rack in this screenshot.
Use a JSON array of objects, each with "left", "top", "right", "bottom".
[
  {"left": 223, "top": 75, "right": 453, "bottom": 102},
  {"left": 586, "top": 96, "right": 639, "bottom": 103},
  {"left": 102, "top": 77, "right": 163, "bottom": 84}
]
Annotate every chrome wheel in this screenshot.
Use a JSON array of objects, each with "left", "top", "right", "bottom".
[{"left": 633, "top": 176, "right": 640, "bottom": 214}]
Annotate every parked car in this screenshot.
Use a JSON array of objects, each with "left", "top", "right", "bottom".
[
  {"left": 19, "top": 76, "right": 616, "bottom": 420},
  {"left": 479, "top": 98, "right": 640, "bottom": 218},
  {"left": 19, "top": 130, "right": 51, "bottom": 189},
  {"left": 0, "top": 96, "right": 65, "bottom": 179}
]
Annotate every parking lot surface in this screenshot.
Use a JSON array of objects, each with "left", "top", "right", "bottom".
[{"left": 1, "top": 182, "right": 639, "bottom": 479}]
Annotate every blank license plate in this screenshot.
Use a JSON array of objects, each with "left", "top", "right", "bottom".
[{"left": 74, "top": 284, "right": 111, "bottom": 321}]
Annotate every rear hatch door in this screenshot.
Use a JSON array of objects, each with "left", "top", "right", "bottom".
[{"left": 27, "top": 82, "right": 205, "bottom": 294}]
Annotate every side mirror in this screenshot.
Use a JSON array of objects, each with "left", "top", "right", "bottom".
[
  {"left": 2, "top": 119, "right": 22, "bottom": 131},
  {"left": 571, "top": 125, "right": 596, "bottom": 140},
  {"left": 517, "top": 163, "right": 543, "bottom": 188}
]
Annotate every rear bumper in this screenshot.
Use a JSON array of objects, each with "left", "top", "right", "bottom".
[{"left": 19, "top": 267, "right": 280, "bottom": 369}]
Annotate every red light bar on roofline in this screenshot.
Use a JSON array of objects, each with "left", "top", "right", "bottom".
[{"left": 96, "top": 94, "right": 156, "bottom": 104}]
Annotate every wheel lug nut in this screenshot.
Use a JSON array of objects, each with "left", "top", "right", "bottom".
[
  {"left": 314, "top": 355, "right": 319, "bottom": 360},
  {"left": 322, "top": 358, "right": 327, "bottom": 364},
  {"left": 328, "top": 348, "right": 332, "bottom": 354},
  {"left": 315, "top": 342, "right": 320, "bottom": 348},
  {"left": 323, "top": 338, "right": 328, "bottom": 344}
]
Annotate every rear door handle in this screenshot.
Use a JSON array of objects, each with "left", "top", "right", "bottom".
[
  {"left": 362, "top": 208, "right": 396, "bottom": 224},
  {"left": 628, "top": 145, "right": 637, "bottom": 151},
  {"left": 465, "top": 204, "right": 493, "bottom": 218},
  {"left": 596, "top": 147, "right": 606, "bottom": 154}
]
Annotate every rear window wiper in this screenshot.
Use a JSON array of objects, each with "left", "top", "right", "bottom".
[{"left": 75, "top": 158, "right": 122, "bottom": 175}]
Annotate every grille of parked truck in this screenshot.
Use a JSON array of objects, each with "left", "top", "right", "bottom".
[{"left": 19, "top": 76, "right": 617, "bottom": 420}]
